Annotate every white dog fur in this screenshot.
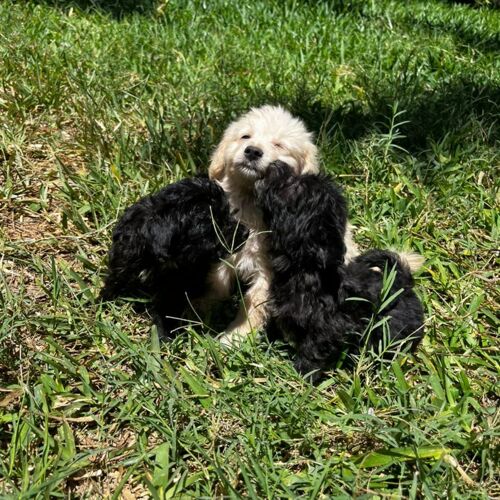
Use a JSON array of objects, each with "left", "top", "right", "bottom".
[{"left": 207, "top": 105, "right": 359, "bottom": 346}]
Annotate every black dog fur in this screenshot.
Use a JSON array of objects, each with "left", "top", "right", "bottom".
[
  {"left": 255, "top": 162, "right": 424, "bottom": 381},
  {"left": 255, "top": 161, "right": 348, "bottom": 376},
  {"left": 337, "top": 249, "right": 425, "bottom": 358},
  {"left": 101, "top": 176, "right": 247, "bottom": 337}
]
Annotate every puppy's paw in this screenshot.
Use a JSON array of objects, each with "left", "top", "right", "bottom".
[
  {"left": 267, "top": 160, "right": 294, "bottom": 180},
  {"left": 255, "top": 160, "right": 294, "bottom": 196},
  {"left": 218, "top": 321, "right": 256, "bottom": 348},
  {"left": 293, "top": 357, "right": 322, "bottom": 384},
  {"left": 218, "top": 329, "right": 247, "bottom": 348}
]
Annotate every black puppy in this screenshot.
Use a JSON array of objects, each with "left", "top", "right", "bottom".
[
  {"left": 255, "top": 161, "right": 348, "bottom": 376},
  {"left": 101, "top": 176, "right": 247, "bottom": 337},
  {"left": 336, "top": 249, "right": 425, "bottom": 358},
  {"left": 255, "top": 162, "right": 424, "bottom": 381}
]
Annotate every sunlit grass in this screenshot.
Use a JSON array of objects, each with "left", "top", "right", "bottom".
[{"left": 0, "top": 0, "right": 498, "bottom": 497}]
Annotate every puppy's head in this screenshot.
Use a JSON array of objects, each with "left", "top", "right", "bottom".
[
  {"left": 209, "top": 105, "right": 319, "bottom": 185},
  {"left": 339, "top": 250, "right": 414, "bottom": 307}
]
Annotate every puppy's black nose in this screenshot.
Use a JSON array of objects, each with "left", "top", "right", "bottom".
[{"left": 244, "top": 145, "right": 263, "bottom": 161}]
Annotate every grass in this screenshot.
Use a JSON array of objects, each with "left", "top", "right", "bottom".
[{"left": 0, "top": 0, "right": 499, "bottom": 497}]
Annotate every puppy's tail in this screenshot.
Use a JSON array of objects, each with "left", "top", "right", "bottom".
[{"left": 396, "top": 251, "right": 425, "bottom": 273}]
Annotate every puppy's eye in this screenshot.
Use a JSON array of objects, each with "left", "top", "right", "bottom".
[{"left": 241, "top": 135, "right": 251, "bottom": 139}]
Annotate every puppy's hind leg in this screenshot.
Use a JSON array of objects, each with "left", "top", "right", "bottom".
[
  {"left": 199, "top": 259, "right": 237, "bottom": 310},
  {"left": 218, "top": 276, "right": 270, "bottom": 347}
]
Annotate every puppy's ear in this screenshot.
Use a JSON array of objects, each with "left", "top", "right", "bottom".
[
  {"left": 208, "top": 139, "right": 227, "bottom": 181},
  {"left": 300, "top": 141, "right": 319, "bottom": 174}
]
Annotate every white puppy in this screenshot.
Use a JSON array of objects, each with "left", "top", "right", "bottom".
[{"left": 207, "top": 105, "right": 358, "bottom": 346}]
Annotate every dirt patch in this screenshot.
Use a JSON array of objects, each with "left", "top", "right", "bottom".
[
  {"left": 1, "top": 211, "right": 63, "bottom": 243},
  {"left": 0, "top": 115, "right": 86, "bottom": 241},
  {"left": 67, "top": 427, "right": 158, "bottom": 498}
]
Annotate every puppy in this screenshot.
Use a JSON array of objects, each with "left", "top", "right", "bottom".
[
  {"left": 101, "top": 176, "right": 248, "bottom": 338},
  {"left": 255, "top": 163, "right": 424, "bottom": 381},
  {"left": 337, "top": 249, "right": 425, "bottom": 353},
  {"left": 295, "top": 250, "right": 425, "bottom": 381},
  {"left": 207, "top": 105, "right": 359, "bottom": 346},
  {"left": 254, "top": 161, "right": 348, "bottom": 376}
]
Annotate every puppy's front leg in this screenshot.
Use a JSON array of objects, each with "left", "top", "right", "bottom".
[{"left": 218, "top": 276, "right": 270, "bottom": 347}]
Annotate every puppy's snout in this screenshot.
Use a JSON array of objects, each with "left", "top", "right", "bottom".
[{"left": 244, "top": 145, "right": 263, "bottom": 161}]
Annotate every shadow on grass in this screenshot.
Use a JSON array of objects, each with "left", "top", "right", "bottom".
[
  {"left": 29, "top": 0, "right": 157, "bottom": 17},
  {"left": 407, "top": 10, "right": 500, "bottom": 54},
  {"left": 285, "top": 76, "right": 499, "bottom": 155},
  {"left": 136, "top": 76, "right": 498, "bottom": 181},
  {"left": 439, "top": 0, "right": 500, "bottom": 7}
]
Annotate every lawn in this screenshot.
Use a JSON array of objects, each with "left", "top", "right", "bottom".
[{"left": 0, "top": 0, "right": 499, "bottom": 497}]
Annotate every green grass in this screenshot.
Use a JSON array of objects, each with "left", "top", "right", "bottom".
[{"left": 1, "top": 0, "right": 499, "bottom": 497}]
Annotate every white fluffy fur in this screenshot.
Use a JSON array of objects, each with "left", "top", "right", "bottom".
[{"left": 207, "top": 105, "right": 359, "bottom": 346}]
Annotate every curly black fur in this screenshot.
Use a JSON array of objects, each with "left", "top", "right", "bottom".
[
  {"left": 255, "top": 162, "right": 424, "bottom": 381},
  {"left": 255, "top": 161, "right": 348, "bottom": 378},
  {"left": 338, "top": 249, "right": 424, "bottom": 350},
  {"left": 101, "top": 176, "right": 248, "bottom": 337}
]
